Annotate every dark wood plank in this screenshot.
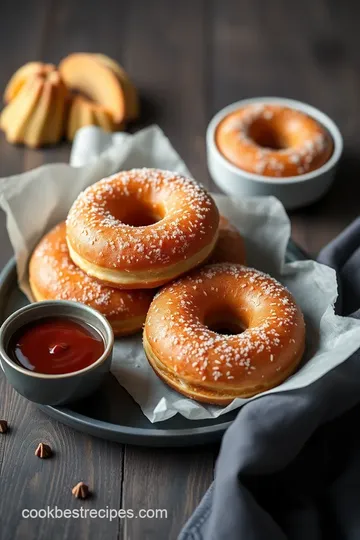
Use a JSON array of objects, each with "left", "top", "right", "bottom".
[
  {"left": 121, "top": 445, "right": 216, "bottom": 540},
  {"left": 24, "top": 0, "right": 210, "bottom": 184},
  {"left": 0, "top": 1, "right": 50, "bottom": 105},
  {"left": 288, "top": 0, "right": 360, "bottom": 254},
  {"left": 0, "top": 373, "right": 124, "bottom": 540},
  {"left": 119, "top": 0, "right": 211, "bottom": 186},
  {"left": 0, "top": 0, "right": 56, "bottom": 177},
  {"left": 211, "top": 0, "right": 360, "bottom": 255}
]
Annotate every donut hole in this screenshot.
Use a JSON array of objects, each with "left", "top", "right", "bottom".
[
  {"left": 247, "top": 118, "right": 288, "bottom": 150},
  {"left": 204, "top": 309, "right": 246, "bottom": 335},
  {"left": 106, "top": 199, "right": 165, "bottom": 227}
]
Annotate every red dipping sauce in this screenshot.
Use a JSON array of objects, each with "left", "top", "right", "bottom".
[{"left": 9, "top": 317, "right": 104, "bottom": 375}]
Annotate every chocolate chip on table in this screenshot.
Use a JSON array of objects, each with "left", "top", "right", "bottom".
[
  {"left": 72, "top": 482, "right": 90, "bottom": 499},
  {"left": 0, "top": 420, "right": 8, "bottom": 433},
  {"left": 35, "top": 442, "right": 53, "bottom": 459}
]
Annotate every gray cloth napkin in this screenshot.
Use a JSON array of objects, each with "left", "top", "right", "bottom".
[{"left": 179, "top": 219, "right": 360, "bottom": 540}]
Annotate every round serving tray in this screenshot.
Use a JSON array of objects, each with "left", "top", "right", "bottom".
[{"left": 0, "top": 241, "right": 306, "bottom": 447}]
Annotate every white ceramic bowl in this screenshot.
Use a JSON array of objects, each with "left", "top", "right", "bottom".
[{"left": 206, "top": 97, "right": 343, "bottom": 210}]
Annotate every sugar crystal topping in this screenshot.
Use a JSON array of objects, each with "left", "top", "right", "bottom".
[
  {"left": 222, "top": 105, "right": 330, "bottom": 176},
  {"left": 67, "top": 168, "right": 217, "bottom": 267},
  {"left": 32, "top": 224, "right": 150, "bottom": 316},
  {"left": 146, "top": 264, "right": 302, "bottom": 382}
]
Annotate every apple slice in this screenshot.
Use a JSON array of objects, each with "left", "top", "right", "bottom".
[
  {"left": 59, "top": 53, "right": 126, "bottom": 123},
  {"left": 93, "top": 54, "right": 139, "bottom": 120}
]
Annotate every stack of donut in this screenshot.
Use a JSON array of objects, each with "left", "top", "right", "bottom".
[{"left": 29, "top": 168, "right": 305, "bottom": 404}]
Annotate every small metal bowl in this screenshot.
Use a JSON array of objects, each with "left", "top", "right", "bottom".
[{"left": 0, "top": 300, "right": 114, "bottom": 406}]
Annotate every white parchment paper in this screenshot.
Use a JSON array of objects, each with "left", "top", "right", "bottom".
[{"left": 1, "top": 124, "right": 360, "bottom": 423}]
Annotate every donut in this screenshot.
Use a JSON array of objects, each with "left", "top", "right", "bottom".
[
  {"left": 66, "top": 168, "right": 220, "bottom": 289},
  {"left": 215, "top": 104, "right": 333, "bottom": 177},
  {"left": 29, "top": 223, "right": 154, "bottom": 336},
  {"left": 144, "top": 263, "right": 305, "bottom": 405},
  {"left": 209, "top": 216, "right": 246, "bottom": 265}
]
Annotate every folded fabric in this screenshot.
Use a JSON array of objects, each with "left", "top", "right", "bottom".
[{"left": 179, "top": 220, "right": 360, "bottom": 540}]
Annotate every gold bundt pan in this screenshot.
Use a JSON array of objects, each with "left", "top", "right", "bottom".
[{"left": 0, "top": 54, "right": 139, "bottom": 147}]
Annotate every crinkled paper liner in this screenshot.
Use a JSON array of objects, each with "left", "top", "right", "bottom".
[{"left": 0, "top": 125, "right": 359, "bottom": 422}]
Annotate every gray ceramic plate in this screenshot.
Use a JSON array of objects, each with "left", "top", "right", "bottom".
[{"left": 0, "top": 240, "right": 307, "bottom": 447}]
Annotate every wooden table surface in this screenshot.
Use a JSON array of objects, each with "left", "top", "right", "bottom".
[{"left": 0, "top": 1, "right": 359, "bottom": 538}]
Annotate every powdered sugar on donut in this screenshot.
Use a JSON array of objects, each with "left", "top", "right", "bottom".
[
  {"left": 145, "top": 263, "right": 305, "bottom": 388},
  {"left": 66, "top": 168, "right": 219, "bottom": 272},
  {"left": 29, "top": 223, "right": 153, "bottom": 320},
  {"left": 217, "top": 104, "right": 333, "bottom": 177}
]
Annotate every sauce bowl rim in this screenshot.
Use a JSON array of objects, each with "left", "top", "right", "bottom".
[
  {"left": 0, "top": 300, "right": 114, "bottom": 380},
  {"left": 207, "top": 96, "right": 343, "bottom": 185}
]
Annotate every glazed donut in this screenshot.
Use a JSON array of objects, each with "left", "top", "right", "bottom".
[
  {"left": 66, "top": 168, "right": 219, "bottom": 289},
  {"left": 144, "top": 263, "right": 305, "bottom": 405},
  {"left": 29, "top": 223, "right": 154, "bottom": 336},
  {"left": 209, "top": 216, "right": 246, "bottom": 265},
  {"left": 216, "top": 104, "right": 333, "bottom": 177}
]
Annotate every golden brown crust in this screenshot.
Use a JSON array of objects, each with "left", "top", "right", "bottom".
[
  {"left": 67, "top": 239, "right": 217, "bottom": 290},
  {"left": 209, "top": 216, "right": 246, "bottom": 265},
  {"left": 0, "top": 66, "right": 68, "bottom": 148},
  {"left": 144, "top": 332, "right": 304, "bottom": 404},
  {"left": 29, "top": 222, "right": 154, "bottom": 336},
  {"left": 215, "top": 104, "right": 333, "bottom": 177},
  {"left": 66, "top": 168, "right": 219, "bottom": 288},
  {"left": 144, "top": 263, "right": 305, "bottom": 404}
]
